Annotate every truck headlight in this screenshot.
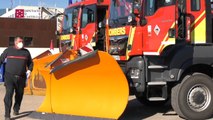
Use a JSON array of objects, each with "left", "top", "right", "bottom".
[
  {"left": 109, "top": 46, "right": 119, "bottom": 54},
  {"left": 130, "top": 68, "right": 140, "bottom": 79}
]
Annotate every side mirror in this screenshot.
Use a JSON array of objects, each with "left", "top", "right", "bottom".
[
  {"left": 140, "top": 18, "right": 147, "bottom": 26},
  {"left": 55, "top": 30, "right": 60, "bottom": 35},
  {"left": 98, "top": 22, "right": 105, "bottom": 28},
  {"left": 70, "top": 27, "right": 77, "bottom": 34},
  {"left": 128, "top": 14, "right": 136, "bottom": 22},
  {"left": 128, "top": 14, "right": 137, "bottom": 25}
]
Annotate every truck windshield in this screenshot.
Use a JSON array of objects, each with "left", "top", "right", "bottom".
[
  {"left": 62, "top": 7, "right": 80, "bottom": 34},
  {"left": 109, "top": 0, "right": 134, "bottom": 27}
]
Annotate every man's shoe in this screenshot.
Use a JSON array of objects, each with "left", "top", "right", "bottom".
[
  {"left": 5, "top": 117, "right": 11, "bottom": 120},
  {"left": 13, "top": 111, "right": 19, "bottom": 115}
]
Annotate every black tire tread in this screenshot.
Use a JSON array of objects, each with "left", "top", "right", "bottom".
[{"left": 171, "top": 84, "right": 185, "bottom": 118}]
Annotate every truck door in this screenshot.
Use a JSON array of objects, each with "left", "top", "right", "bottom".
[
  {"left": 80, "top": 5, "right": 96, "bottom": 48},
  {"left": 186, "top": 0, "right": 208, "bottom": 43},
  {"left": 143, "top": 0, "right": 176, "bottom": 55},
  {"left": 60, "top": 7, "right": 80, "bottom": 51}
]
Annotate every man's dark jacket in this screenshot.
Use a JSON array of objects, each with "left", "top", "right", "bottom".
[{"left": 0, "top": 46, "right": 33, "bottom": 76}]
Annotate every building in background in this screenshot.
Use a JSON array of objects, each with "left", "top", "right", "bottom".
[
  {"left": 0, "top": 8, "right": 11, "bottom": 16},
  {"left": 0, "top": 6, "right": 64, "bottom": 31},
  {"left": 0, "top": 18, "right": 58, "bottom": 57},
  {"left": 0, "top": 6, "right": 64, "bottom": 57}
]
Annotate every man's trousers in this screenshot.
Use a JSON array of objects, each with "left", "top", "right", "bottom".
[{"left": 4, "top": 72, "right": 26, "bottom": 117}]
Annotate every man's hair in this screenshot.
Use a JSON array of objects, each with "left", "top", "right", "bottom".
[{"left": 14, "top": 36, "right": 24, "bottom": 41}]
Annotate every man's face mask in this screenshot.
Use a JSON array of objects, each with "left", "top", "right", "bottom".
[{"left": 17, "top": 42, "right": 24, "bottom": 49}]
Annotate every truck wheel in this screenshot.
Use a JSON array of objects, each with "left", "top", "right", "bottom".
[
  {"left": 136, "top": 95, "right": 168, "bottom": 106},
  {"left": 171, "top": 84, "right": 184, "bottom": 118},
  {"left": 172, "top": 73, "right": 213, "bottom": 120}
]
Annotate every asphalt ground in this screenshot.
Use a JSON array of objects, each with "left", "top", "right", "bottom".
[{"left": 0, "top": 83, "right": 212, "bottom": 120}]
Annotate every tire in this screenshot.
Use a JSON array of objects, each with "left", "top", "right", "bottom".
[
  {"left": 172, "top": 73, "right": 213, "bottom": 120},
  {"left": 136, "top": 94, "right": 168, "bottom": 106},
  {"left": 171, "top": 84, "right": 185, "bottom": 118}
]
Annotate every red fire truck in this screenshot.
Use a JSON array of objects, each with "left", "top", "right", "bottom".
[
  {"left": 58, "top": 0, "right": 109, "bottom": 52},
  {"left": 107, "top": 0, "right": 213, "bottom": 119},
  {"left": 57, "top": 0, "right": 213, "bottom": 119}
]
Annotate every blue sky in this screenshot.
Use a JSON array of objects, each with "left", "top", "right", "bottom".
[{"left": 0, "top": 0, "right": 69, "bottom": 9}]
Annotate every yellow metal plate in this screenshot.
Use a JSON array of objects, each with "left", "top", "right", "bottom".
[{"left": 37, "top": 51, "right": 129, "bottom": 119}]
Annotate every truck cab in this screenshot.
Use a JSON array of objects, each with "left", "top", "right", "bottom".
[
  {"left": 59, "top": 0, "right": 109, "bottom": 52},
  {"left": 107, "top": 0, "right": 213, "bottom": 119}
]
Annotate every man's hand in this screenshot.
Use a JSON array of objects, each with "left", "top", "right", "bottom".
[
  {"left": 25, "top": 70, "right": 31, "bottom": 87},
  {"left": 26, "top": 70, "right": 31, "bottom": 79}
]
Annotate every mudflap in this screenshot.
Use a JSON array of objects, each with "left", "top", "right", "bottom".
[{"left": 37, "top": 50, "right": 129, "bottom": 119}]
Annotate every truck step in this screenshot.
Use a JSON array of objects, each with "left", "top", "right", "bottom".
[
  {"left": 148, "top": 97, "right": 166, "bottom": 101},
  {"left": 147, "top": 81, "right": 166, "bottom": 85},
  {"left": 148, "top": 65, "right": 168, "bottom": 69}
]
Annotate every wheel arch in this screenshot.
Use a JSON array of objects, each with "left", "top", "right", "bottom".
[
  {"left": 168, "top": 45, "right": 213, "bottom": 82},
  {"left": 177, "top": 63, "right": 213, "bottom": 82}
]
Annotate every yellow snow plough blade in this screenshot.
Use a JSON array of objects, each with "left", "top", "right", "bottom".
[
  {"left": 37, "top": 50, "right": 129, "bottom": 119},
  {"left": 25, "top": 50, "right": 53, "bottom": 95}
]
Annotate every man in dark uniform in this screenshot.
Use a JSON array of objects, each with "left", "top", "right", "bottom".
[{"left": 0, "top": 36, "right": 33, "bottom": 120}]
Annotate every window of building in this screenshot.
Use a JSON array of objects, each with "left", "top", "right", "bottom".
[
  {"left": 9, "top": 37, "right": 15, "bottom": 46},
  {"left": 9, "top": 37, "right": 33, "bottom": 47},
  {"left": 24, "top": 37, "right": 33, "bottom": 46},
  {"left": 191, "top": 0, "right": 200, "bottom": 11}
]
